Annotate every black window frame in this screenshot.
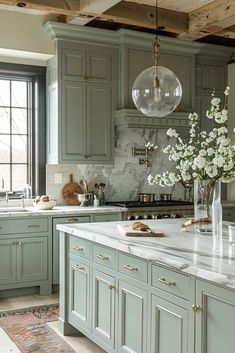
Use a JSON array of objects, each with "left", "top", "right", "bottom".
[{"left": 0, "top": 62, "right": 46, "bottom": 196}]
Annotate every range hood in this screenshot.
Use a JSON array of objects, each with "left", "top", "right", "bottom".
[{"left": 115, "top": 109, "right": 189, "bottom": 131}]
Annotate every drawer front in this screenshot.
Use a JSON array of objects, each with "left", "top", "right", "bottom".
[
  {"left": 118, "top": 253, "right": 148, "bottom": 283},
  {"left": 69, "top": 236, "right": 90, "bottom": 260},
  {"left": 92, "top": 244, "right": 116, "bottom": 269},
  {"left": 151, "top": 265, "right": 190, "bottom": 299},
  {"left": 93, "top": 213, "right": 121, "bottom": 222},
  {"left": 0, "top": 218, "right": 48, "bottom": 235}
]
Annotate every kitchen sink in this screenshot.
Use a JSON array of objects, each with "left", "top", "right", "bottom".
[{"left": 0, "top": 207, "right": 30, "bottom": 213}]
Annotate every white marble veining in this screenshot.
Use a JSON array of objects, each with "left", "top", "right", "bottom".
[
  {"left": 46, "top": 128, "right": 187, "bottom": 204},
  {"left": 57, "top": 219, "right": 235, "bottom": 290},
  {"left": 0, "top": 205, "right": 124, "bottom": 218}
]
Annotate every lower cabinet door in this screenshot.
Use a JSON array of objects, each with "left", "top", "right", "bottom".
[
  {"left": 17, "top": 236, "right": 48, "bottom": 283},
  {"left": 151, "top": 295, "right": 188, "bottom": 353},
  {"left": 92, "top": 269, "right": 115, "bottom": 349},
  {"left": 68, "top": 258, "right": 90, "bottom": 331},
  {"left": 118, "top": 280, "right": 147, "bottom": 353},
  {"left": 195, "top": 279, "right": 235, "bottom": 353},
  {"left": 0, "top": 239, "right": 17, "bottom": 285}
]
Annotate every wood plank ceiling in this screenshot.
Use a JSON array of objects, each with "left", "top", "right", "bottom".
[{"left": 1, "top": 0, "right": 235, "bottom": 46}]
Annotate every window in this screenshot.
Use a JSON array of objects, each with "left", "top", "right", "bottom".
[{"left": 0, "top": 63, "right": 46, "bottom": 196}]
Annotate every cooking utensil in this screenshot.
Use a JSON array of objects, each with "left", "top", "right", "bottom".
[
  {"left": 77, "top": 193, "right": 93, "bottom": 206},
  {"left": 160, "top": 193, "right": 172, "bottom": 201},
  {"left": 139, "top": 193, "right": 155, "bottom": 202},
  {"left": 61, "top": 174, "right": 82, "bottom": 205}
]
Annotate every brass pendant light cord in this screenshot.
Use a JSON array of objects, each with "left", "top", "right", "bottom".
[{"left": 152, "top": 0, "right": 160, "bottom": 67}]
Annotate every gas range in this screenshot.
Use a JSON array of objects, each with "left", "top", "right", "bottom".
[{"left": 106, "top": 200, "right": 194, "bottom": 220}]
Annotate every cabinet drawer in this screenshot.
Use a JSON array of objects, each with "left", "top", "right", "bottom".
[
  {"left": 0, "top": 218, "right": 48, "bottom": 235},
  {"left": 92, "top": 244, "right": 116, "bottom": 269},
  {"left": 69, "top": 236, "right": 90, "bottom": 260},
  {"left": 93, "top": 213, "right": 121, "bottom": 222},
  {"left": 151, "top": 265, "right": 190, "bottom": 299},
  {"left": 118, "top": 253, "right": 148, "bottom": 283}
]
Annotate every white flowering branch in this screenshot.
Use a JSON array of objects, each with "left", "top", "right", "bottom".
[{"left": 148, "top": 86, "right": 235, "bottom": 187}]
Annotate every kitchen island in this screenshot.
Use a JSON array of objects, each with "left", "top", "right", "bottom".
[{"left": 57, "top": 219, "right": 235, "bottom": 353}]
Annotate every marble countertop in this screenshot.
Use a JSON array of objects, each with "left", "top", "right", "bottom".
[
  {"left": 0, "top": 205, "right": 125, "bottom": 217},
  {"left": 57, "top": 219, "right": 235, "bottom": 290}
]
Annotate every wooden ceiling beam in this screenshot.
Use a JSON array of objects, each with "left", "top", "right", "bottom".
[
  {"left": 184, "top": 0, "right": 235, "bottom": 39},
  {"left": 0, "top": 0, "right": 81, "bottom": 15},
  {"left": 102, "top": 1, "right": 188, "bottom": 34},
  {"left": 68, "top": 0, "right": 122, "bottom": 26}
]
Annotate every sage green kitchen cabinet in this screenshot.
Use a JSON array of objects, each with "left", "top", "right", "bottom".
[
  {"left": 0, "top": 236, "right": 48, "bottom": 287},
  {"left": 61, "top": 47, "right": 111, "bottom": 84},
  {"left": 118, "top": 280, "right": 147, "bottom": 353},
  {"left": 0, "top": 217, "right": 51, "bottom": 295},
  {"left": 195, "top": 64, "right": 226, "bottom": 95},
  {"left": 52, "top": 212, "right": 121, "bottom": 285},
  {"left": 59, "top": 231, "right": 235, "bottom": 353},
  {"left": 46, "top": 39, "right": 118, "bottom": 164},
  {"left": 52, "top": 215, "right": 90, "bottom": 284},
  {"left": 68, "top": 257, "right": 90, "bottom": 332},
  {"left": 0, "top": 239, "right": 17, "bottom": 285},
  {"left": 151, "top": 295, "right": 188, "bottom": 353},
  {"left": 61, "top": 82, "right": 112, "bottom": 162},
  {"left": 92, "top": 269, "right": 115, "bottom": 349},
  {"left": 195, "top": 279, "right": 235, "bottom": 353}
]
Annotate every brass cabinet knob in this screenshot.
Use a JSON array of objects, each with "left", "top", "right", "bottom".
[
  {"left": 192, "top": 304, "right": 202, "bottom": 313},
  {"left": 108, "top": 283, "right": 115, "bottom": 289}
]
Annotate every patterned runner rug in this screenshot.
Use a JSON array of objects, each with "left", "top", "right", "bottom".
[{"left": 0, "top": 304, "right": 76, "bottom": 353}]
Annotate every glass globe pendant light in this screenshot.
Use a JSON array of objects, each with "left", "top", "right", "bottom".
[{"left": 132, "top": 0, "right": 182, "bottom": 117}]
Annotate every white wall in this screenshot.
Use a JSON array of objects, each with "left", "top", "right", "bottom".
[
  {"left": 0, "top": 9, "right": 55, "bottom": 65},
  {"left": 227, "top": 63, "right": 235, "bottom": 201}
]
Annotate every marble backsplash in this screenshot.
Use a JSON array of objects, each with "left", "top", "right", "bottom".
[{"left": 46, "top": 128, "right": 186, "bottom": 204}]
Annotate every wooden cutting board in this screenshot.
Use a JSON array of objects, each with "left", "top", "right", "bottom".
[
  {"left": 61, "top": 174, "right": 82, "bottom": 205},
  {"left": 117, "top": 224, "right": 164, "bottom": 237}
]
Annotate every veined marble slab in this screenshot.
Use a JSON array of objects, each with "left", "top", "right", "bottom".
[{"left": 57, "top": 219, "right": 235, "bottom": 290}]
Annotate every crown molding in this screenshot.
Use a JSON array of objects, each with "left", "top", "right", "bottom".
[{"left": 115, "top": 109, "right": 189, "bottom": 131}]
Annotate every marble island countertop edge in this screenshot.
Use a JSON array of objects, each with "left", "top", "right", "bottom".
[{"left": 57, "top": 219, "right": 235, "bottom": 291}]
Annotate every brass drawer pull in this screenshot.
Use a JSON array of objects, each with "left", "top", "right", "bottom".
[
  {"left": 108, "top": 283, "right": 115, "bottom": 289},
  {"left": 124, "top": 264, "right": 138, "bottom": 271},
  {"left": 192, "top": 304, "right": 202, "bottom": 313},
  {"left": 72, "top": 265, "right": 85, "bottom": 272},
  {"left": 66, "top": 218, "right": 79, "bottom": 223},
  {"left": 72, "top": 245, "right": 84, "bottom": 251},
  {"left": 97, "top": 254, "right": 109, "bottom": 260},
  {"left": 17, "top": 242, "right": 22, "bottom": 245},
  {"left": 28, "top": 224, "right": 40, "bottom": 228},
  {"left": 158, "top": 277, "right": 176, "bottom": 286}
]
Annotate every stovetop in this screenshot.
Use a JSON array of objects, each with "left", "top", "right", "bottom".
[{"left": 106, "top": 200, "right": 193, "bottom": 208}]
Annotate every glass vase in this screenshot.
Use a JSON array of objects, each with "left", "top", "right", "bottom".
[
  {"left": 194, "top": 179, "right": 223, "bottom": 254},
  {"left": 212, "top": 180, "right": 223, "bottom": 255},
  {"left": 194, "top": 179, "right": 215, "bottom": 232}
]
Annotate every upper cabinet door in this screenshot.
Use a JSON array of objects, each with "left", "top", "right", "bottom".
[
  {"left": 61, "top": 48, "right": 111, "bottom": 84},
  {"left": 61, "top": 48, "right": 86, "bottom": 82},
  {"left": 86, "top": 84, "right": 112, "bottom": 162},
  {"left": 87, "top": 51, "right": 111, "bottom": 84},
  {"left": 61, "top": 82, "right": 87, "bottom": 162},
  {"left": 195, "top": 65, "right": 226, "bottom": 95}
]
